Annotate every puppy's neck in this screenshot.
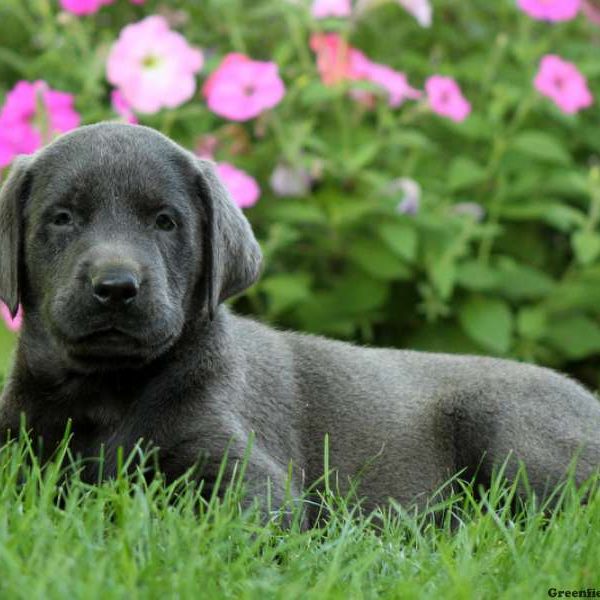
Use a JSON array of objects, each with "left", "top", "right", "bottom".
[{"left": 12, "top": 305, "right": 233, "bottom": 393}]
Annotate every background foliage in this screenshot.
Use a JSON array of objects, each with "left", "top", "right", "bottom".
[{"left": 1, "top": 0, "right": 600, "bottom": 388}]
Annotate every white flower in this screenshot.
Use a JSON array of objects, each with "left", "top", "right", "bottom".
[
  {"left": 389, "top": 178, "right": 422, "bottom": 215},
  {"left": 270, "top": 163, "right": 313, "bottom": 197},
  {"left": 354, "top": 0, "right": 432, "bottom": 27},
  {"left": 397, "top": 0, "right": 433, "bottom": 27}
]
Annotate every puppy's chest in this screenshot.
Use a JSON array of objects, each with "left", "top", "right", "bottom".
[{"left": 66, "top": 386, "right": 134, "bottom": 444}]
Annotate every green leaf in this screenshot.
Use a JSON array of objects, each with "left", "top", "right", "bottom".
[
  {"left": 346, "top": 142, "right": 380, "bottom": 172},
  {"left": 267, "top": 201, "right": 327, "bottom": 225},
  {"left": 544, "top": 205, "right": 587, "bottom": 232},
  {"left": 407, "top": 322, "right": 483, "bottom": 355},
  {"left": 545, "top": 315, "right": 600, "bottom": 360},
  {"left": 300, "top": 82, "right": 344, "bottom": 106},
  {"left": 347, "top": 239, "right": 412, "bottom": 280},
  {"left": 547, "top": 270, "right": 600, "bottom": 312},
  {"left": 511, "top": 131, "right": 571, "bottom": 165},
  {"left": 392, "top": 129, "right": 436, "bottom": 150},
  {"left": 495, "top": 259, "right": 555, "bottom": 300},
  {"left": 500, "top": 203, "right": 585, "bottom": 232},
  {"left": 294, "top": 293, "right": 356, "bottom": 337},
  {"left": 517, "top": 307, "right": 547, "bottom": 341},
  {"left": 329, "top": 198, "right": 377, "bottom": 227},
  {"left": 261, "top": 273, "right": 312, "bottom": 315},
  {"left": 378, "top": 222, "right": 418, "bottom": 263},
  {"left": 447, "top": 114, "right": 491, "bottom": 141},
  {"left": 572, "top": 231, "right": 600, "bottom": 265},
  {"left": 429, "top": 260, "right": 456, "bottom": 300},
  {"left": 448, "top": 157, "right": 487, "bottom": 192},
  {"left": 331, "top": 275, "right": 389, "bottom": 313},
  {"left": 459, "top": 296, "right": 513, "bottom": 354},
  {"left": 456, "top": 261, "right": 499, "bottom": 291}
]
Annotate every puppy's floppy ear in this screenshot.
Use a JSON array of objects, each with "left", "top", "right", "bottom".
[
  {"left": 0, "top": 155, "right": 32, "bottom": 318},
  {"left": 195, "top": 158, "right": 262, "bottom": 319}
]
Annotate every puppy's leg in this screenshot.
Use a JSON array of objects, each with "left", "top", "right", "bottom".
[
  {"left": 459, "top": 369, "right": 600, "bottom": 500},
  {"left": 238, "top": 447, "right": 308, "bottom": 528}
]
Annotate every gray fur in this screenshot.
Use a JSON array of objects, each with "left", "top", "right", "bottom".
[{"left": 1, "top": 123, "right": 599, "bottom": 524}]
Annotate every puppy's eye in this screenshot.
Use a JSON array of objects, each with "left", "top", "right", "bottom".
[
  {"left": 51, "top": 211, "right": 74, "bottom": 228},
  {"left": 155, "top": 213, "right": 177, "bottom": 232}
]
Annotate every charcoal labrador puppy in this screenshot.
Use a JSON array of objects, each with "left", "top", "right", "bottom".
[{"left": 0, "top": 122, "right": 599, "bottom": 523}]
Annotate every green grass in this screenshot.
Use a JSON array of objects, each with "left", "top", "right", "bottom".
[
  {"left": 0, "top": 329, "right": 16, "bottom": 376},
  {"left": 0, "top": 435, "right": 599, "bottom": 599}
]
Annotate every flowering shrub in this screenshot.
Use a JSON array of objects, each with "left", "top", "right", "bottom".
[
  {"left": 1, "top": 0, "right": 600, "bottom": 387},
  {"left": 517, "top": 0, "right": 581, "bottom": 21},
  {"left": 0, "top": 80, "right": 80, "bottom": 167},
  {"left": 534, "top": 55, "right": 593, "bottom": 114},
  {"left": 106, "top": 15, "right": 204, "bottom": 113},
  {"left": 202, "top": 53, "right": 285, "bottom": 121}
]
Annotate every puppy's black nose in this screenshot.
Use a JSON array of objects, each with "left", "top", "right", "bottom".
[{"left": 91, "top": 268, "right": 139, "bottom": 307}]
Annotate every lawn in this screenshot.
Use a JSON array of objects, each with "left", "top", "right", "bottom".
[
  {"left": 0, "top": 435, "right": 599, "bottom": 599},
  {"left": 2, "top": 0, "right": 600, "bottom": 596}
]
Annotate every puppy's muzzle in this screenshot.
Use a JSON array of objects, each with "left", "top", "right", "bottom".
[{"left": 91, "top": 265, "right": 140, "bottom": 308}]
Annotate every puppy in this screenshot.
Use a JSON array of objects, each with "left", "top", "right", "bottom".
[{"left": 1, "top": 123, "right": 599, "bottom": 524}]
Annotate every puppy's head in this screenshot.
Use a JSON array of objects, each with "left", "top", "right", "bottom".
[{"left": 0, "top": 123, "right": 261, "bottom": 370}]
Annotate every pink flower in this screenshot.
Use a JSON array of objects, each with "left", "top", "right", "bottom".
[
  {"left": 534, "top": 55, "right": 593, "bottom": 114},
  {"left": 195, "top": 134, "right": 219, "bottom": 159},
  {"left": 216, "top": 163, "right": 260, "bottom": 209},
  {"left": 397, "top": 0, "right": 433, "bottom": 27},
  {"left": 203, "top": 53, "right": 286, "bottom": 122},
  {"left": 60, "top": 0, "right": 110, "bottom": 15},
  {"left": 582, "top": 0, "right": 600, "bottom": 24},
  {"left": 517, "top": 0, "right": 581, "bottom": 21},
  {"left": 425, "top": 75, "right": 471, "bottom": 122},
  {"left": 310, "top": 33, "right": 420, "bottom": 107},
  {"left": 106, "top": 16, "right": 203, "bottom": 114},
  {"left": 111, "top": 90, "right": 138, "bottom": 124},
  {"left": 60, "top": 0, "right": 144, "bottom": 16},
  {"left": 310, "top": 33, "right": 367, "bottom": 86},
  {"left": 0, "top": 80, "right": 80, "bottom": 168},
  {"left": 358, "top": 61, "right": 422, "bottom": 107},
  {"left": 311, "top": 0, "right": 352, "bottom": 18},
  {"left": 1, "top": 304, "right": 22, "bottom": 333}
]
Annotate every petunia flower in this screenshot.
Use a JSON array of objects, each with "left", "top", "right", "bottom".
[
  {"left": 425, "top": 75, "right": 471, "bottom": 122},
  {"left": 195, "top": 134, "right": 219, "bottom": 159},
  {"left": 311, "top": 0, "right": 352, "bottom": 18},
  {"left": 60, "top": 0, "right": 145, "bottom": 16},
  {"left": 582, "top": 0, "right": 600, "bottom": 24},
  {"left": 397, "top": 0, "right": 433, "bottom": 27},
  {"left": 270, "top": 163, "right": 313, "bottom": 197},
  {"left": 216, "top": 163, "right": 261, "bottom": 209},
  {"left": 517, "top": 0, "right": 581, "bottom": 21},
  {"left": 106, "top": 16, "right": 204, "bottom": 114},
  {"left": 358, "top": 61, "right": 422, "bottom": 107},
  {"left": 1, "top": 303, "right": 22, "bottom": 333},
  {"left": 0, "top": 80, "right": 80, "bottom": 168},
  {"left": 310, "top": 33, "right": 367, "bottom": 86},
  {"left": 203, "top": 53, "right": 286, "bottom": 122},
  {"left": 354, "top": 0, "right": 433, "bottom": 26},
  {"left": 111, "top": 90, "right": 138, "bottom": 124},
  {"left": 390, "top": 178, "right": 422, "bottom": 215},
  {"left": 310, "top": 33, "right": 420, "bottom": 107},
  {"left": 534, "top": 55, "right": 593, "bottom": 114}
]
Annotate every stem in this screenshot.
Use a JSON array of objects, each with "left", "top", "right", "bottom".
[
  {"left": 284, "top": 10, "right": 312, "bottom": 73},
  {"left": 477, "top": 92, "right": 536, "bottom": 262},
  {"left": 585, "top": 167, "right": 600, "bottom": 232}
]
